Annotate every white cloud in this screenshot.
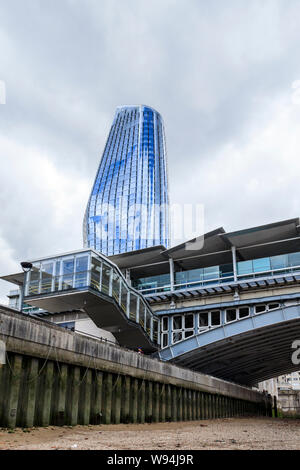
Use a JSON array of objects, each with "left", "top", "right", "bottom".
[
  {"left": 0, "top": 135, "right": 90, "bottom": 300},
  {"left": 170, "top": 83, "right": 300, "bottom": 234},
  {"left": 1, "top": 0, "right": 300, "bottom": 288}
]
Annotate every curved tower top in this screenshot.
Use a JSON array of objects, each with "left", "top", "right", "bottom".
[{"left": 83, "top": 105, "right": 170, "bottom": 256}]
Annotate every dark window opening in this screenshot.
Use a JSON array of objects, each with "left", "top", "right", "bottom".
[
  {"left": 185, "top": 314, "right": 194, "bottom": 329},
  {"left": 211, "top": 311, "right": 221, "bottom": 326},
  {"left": 199, "top": 312, "right": 209, "bottom": 327},
  {"left": 239, "top": 307, "right": 250, "bottom": 319},
  {"left": 226, "top": 309, "right": 237, "bottom": 322}
]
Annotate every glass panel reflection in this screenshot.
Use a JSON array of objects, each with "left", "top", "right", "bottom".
[
  {"left": 102, "top": 264, "right": 111, "bottom": 294},
  {"left": 91, "top": 257, "right": 101, "bottom": 290},
  {"left": 62, "top": 258, "right": 74, "bottom": 290},
  {"left": 41, "top": 262, "right": 53, "bottom": 293},
  {"left": 75, "top": 256, "right": 88, "bottom": 288},
  {"left": 129, "top": 293, "right": 138, "bottom": 322}
]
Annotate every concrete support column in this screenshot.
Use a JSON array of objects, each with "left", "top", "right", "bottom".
[
  {"left": 54, "top": 363, "right": 68, "bottom": 426},
  {"left": 67, "top": 366, "right": 80, "bottom": 426},
  {"left": 234, "top": 398, "right": 237, "bottom": 417},
  {"left": 212, "top": 394, "right": 216, "bottom": 419},
  {"left": 187, "top": 390, "right": 192, "bottom": 421},
  {"left": 210, "top": 394, "right": 214, "bottom": 419},
  {"left": 153, "top": 382, "right": 160, "bottom": 423},
  {"left": 198, "top": 392, "right": 202, "bottom": 420},
  {"left": 103, "top": 373, "right": 113, "bottom": 424},
  {"left": 194, "top": 391, "right": 198, "bottom": 420},
  {"left": 206, "top": 394, "right": 210, "bottom": 419},
  {"left": 160, "top": 383, "right": 166, "bottom": 422},
  {"left": 203, "top": 393, "right": 207, "bottom": 419},
  {"left": 178, "top": 388, "right": 183, "bottom": 422},
  {"left": 171, "top": 386, "right": 177, "bottom": 422},
  {"left": 138, "top": 380, "right": 146, "bottom": 424},
  {"left": 225, "top": 397, "right": 229, "bottom": 418},
  {"left": 193, "top": 391, "right": 197, "bottom": 420},
  {"left": 5, "top": 354, "right": 22, "bottom": 428},
  {"left": 199, "top": 393, "right": 203, "bottom": 420},
  {"left": 166, "top": 384, "right": 172, "bottom": 421},
  {"left": 79, "top": 369, "right": 92, "bottom": 425},
  {"left": 217, "top": 395, "right": 220, "bottom": 418},
  {"left": 122, "top": 376, "right": 131, "bottom": 423},
  {"left": 209, "top": 394, "right": 213, "bottom": 419},
  {"left": 92, "top": 370, "right": 103, "bottom": 424},
  {"left": 131, "top": 378, "right": 138, "bottom": 423},
  {"left": 23, "top": 358, "right": 39, "bottom": 428},
  {"left": 227, "top": 397, "right": 230, "bottom": 417},
  {"left": 39, "top": 361, "right": 54, "bottom": 427},
  {"left": 146, "top": 381, "right": 153, "bottom": 423},
  {"left": 183, "top": 389, "right": 188, "bottom": 421},
  {"left": 219, "top": 396, "right": 223, "bottom": 418},
  {"left": 112, "top": 375, "right": 122, "bottom": 424},
  {"left": 200, "top": 392, "right": 205, "bottom": 419}
]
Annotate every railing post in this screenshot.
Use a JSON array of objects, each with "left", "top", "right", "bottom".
[
  {"left": 126, "top": 292, "right": 130, "bottom": 319},
  {"left": 51, "top": 262, "right": 55, "bottom": 292},
  {"left": 87, "top": 253, "right": 92, "bottom": 287},
  {"left": 150, "top": 317, "right": 153, "bottom": 341},
  {"left": 231, "top": 246, "right": 238, "bottom": 282},
  {"left": 97, "top": 261, "right": 102, "bottom": 291},
  {"left": 169, "top": 258, "right": 175, "bottom": 293},
  {"left": 59, "top": 258, "right": 63, "bottom": 291},
  {"left": 108, "top": 267, "right": 113, "bottom": 297},
  {"left": 136, "top": 297, "right": 139, "bottom": 322}
]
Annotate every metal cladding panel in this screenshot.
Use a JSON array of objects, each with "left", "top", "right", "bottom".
[
  {"left": 225, "top": 318, "right": 254, "bottom": 336},
  {"left": 159, "top": 348, "right": 173, "bottom": 361},
  {"left": 252, "top": 310, "right": 284, "bottom": 328}
]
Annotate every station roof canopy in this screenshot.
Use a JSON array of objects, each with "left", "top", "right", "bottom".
[
  {"left": 1, "top": 272, "right": 25, "bottom": 287},
  {"left": 109, "top": 217, "right": 300, "bottom": 277},
  {"left": 109, "top": 245, "right": 167, "bottom": 270},
  {"left": 1, "top": 218, "right": 300, "bottom": 285}
]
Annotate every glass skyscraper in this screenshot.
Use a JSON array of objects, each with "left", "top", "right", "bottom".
[{"left": 83, "top": 105, "right": 170, "bottom": 256}]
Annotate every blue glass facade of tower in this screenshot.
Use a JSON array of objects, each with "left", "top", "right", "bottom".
[{"left": 83, "top": 105, "right": 170, "bottom": 256}]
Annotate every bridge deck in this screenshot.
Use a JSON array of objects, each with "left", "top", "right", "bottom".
[{"left": 159, "top": 304, "right": 300, "bottom": 385}]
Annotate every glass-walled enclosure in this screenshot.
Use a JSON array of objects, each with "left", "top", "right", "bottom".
[
  {"left": 133, "top": 251, "right": 300, "bottom": 294},
  {"left": 24, "top": 250, "right": 159, "bottom": 345}
]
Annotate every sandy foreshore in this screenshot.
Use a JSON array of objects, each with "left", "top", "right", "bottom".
[{"left": 0, "top": 417, "right": 300, "bottom": 450}]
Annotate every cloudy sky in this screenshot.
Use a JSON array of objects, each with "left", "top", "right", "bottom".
[{"left": 1, "top": 0, "right": 300, "bottom": 302}]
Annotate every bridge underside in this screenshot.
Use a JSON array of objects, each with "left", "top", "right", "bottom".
[
  {"left": 159, "top": 305, "right": 300, "bottom": 386},
  {"left": 25, "top": 289, "right": 158, "bottom": 353}
]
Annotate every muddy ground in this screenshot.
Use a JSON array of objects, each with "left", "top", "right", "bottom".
[{"left": 0, "top": 417, "right": 299, "bottom": 450}]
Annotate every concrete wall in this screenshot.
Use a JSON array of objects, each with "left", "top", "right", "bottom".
[
  {"left": 278, "top": 389, "right": 300, "bottom": 416},
  {"left": 0, "top": 307, "right": 271, "bottom": 428},
  {"left": 45, "top": 311, "right": 117, "bottom": 343}
]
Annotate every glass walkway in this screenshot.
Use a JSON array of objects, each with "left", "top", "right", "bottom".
[{"left": 23, "top": 249, "right": 160, "bottom": 352}]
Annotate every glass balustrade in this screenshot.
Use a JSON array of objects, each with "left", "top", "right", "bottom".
[{"left": 24, "top": 250, "right": 159, "bottom": 345}]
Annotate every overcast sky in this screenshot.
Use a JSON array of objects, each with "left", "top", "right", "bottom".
[{"left": 1, "top": 0, "right": 300, "bottom": 302}]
